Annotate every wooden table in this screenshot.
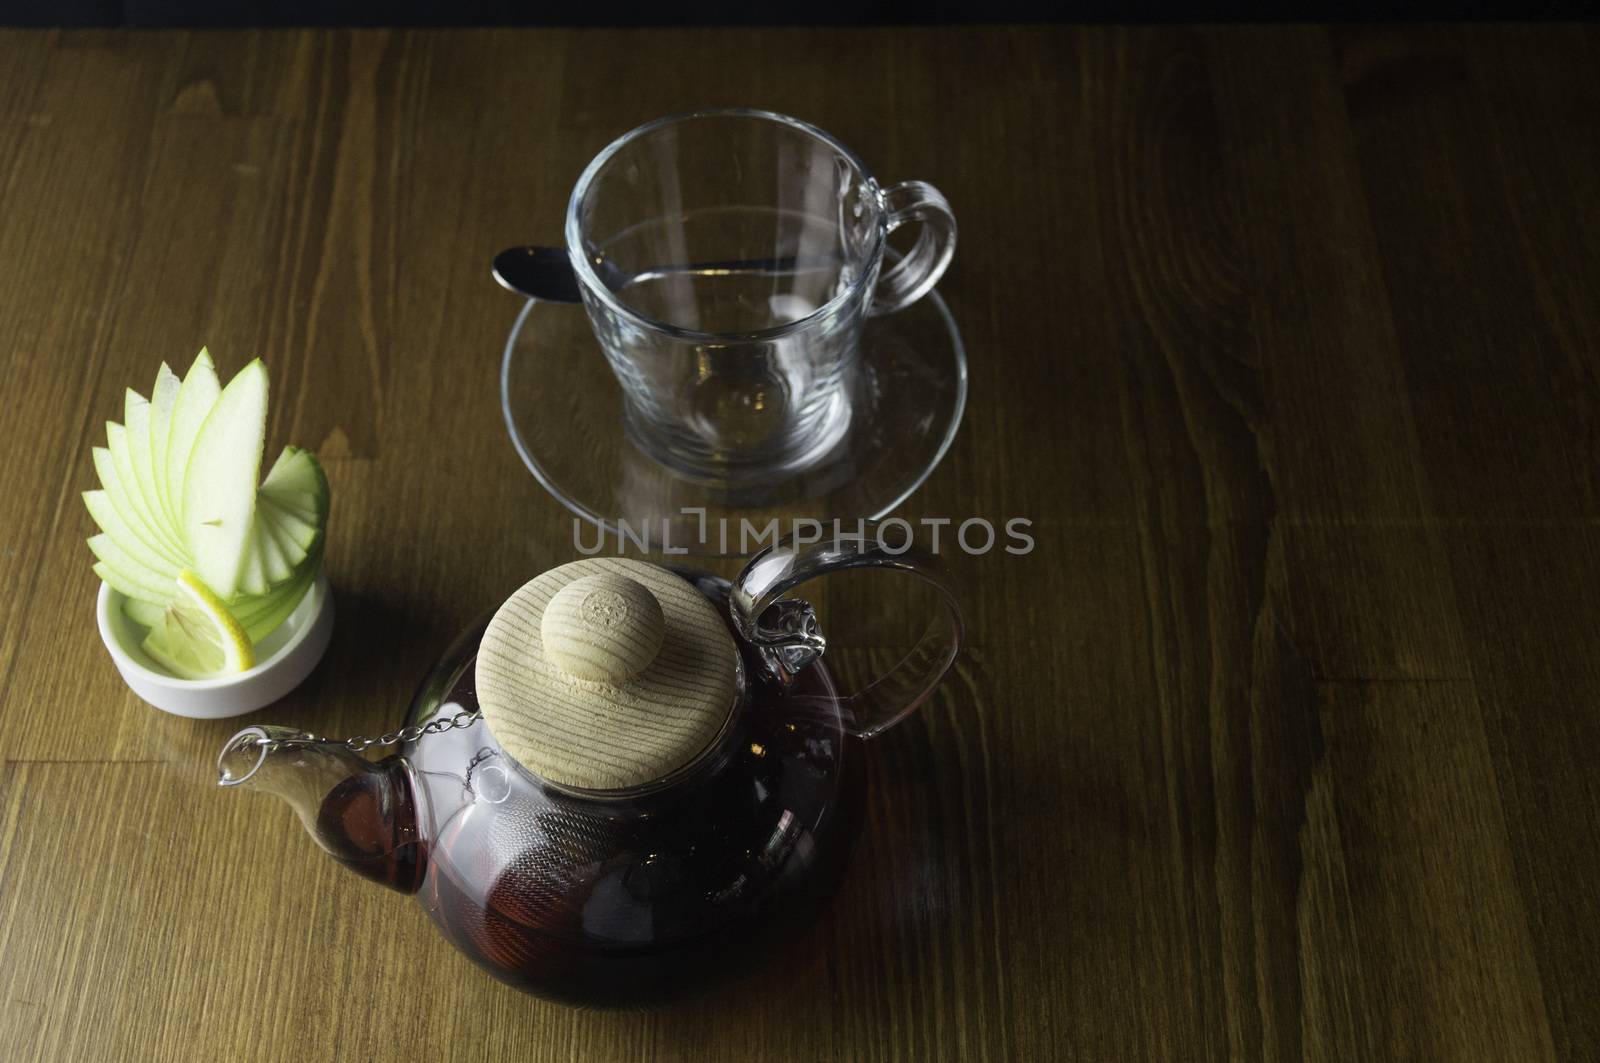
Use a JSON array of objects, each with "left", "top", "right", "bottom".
[{"left": 2, "top": 23, "right": 1598, "bottom": 1062}]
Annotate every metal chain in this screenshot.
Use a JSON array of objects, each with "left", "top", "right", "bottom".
[
  {"left": 340, "top": 708, "right": 483, "bottom": 752},
  {"left": 246, "top": 707, "right": 482, "bottom": 753}
]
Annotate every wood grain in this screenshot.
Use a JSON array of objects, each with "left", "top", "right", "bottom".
[
  {"left": 477, "top": 558, "right": 739, "bottom": 791},
  {"left": 1, "top": 23, "right": 1598, "bottom": 1062}
]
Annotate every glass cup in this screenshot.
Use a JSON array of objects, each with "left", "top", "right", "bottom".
[{"left": 565, "top": 109, "right": 957, "bottom": 483}]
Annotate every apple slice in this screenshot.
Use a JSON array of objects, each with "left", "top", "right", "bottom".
[
  {"left": 124, "top": 390, "right": 185, "bottom": 556},
  {"left": 261, "top": 446, "right": 330, "bottom": 505},
  {"left": 230, "top": 446, "right": 327, "bottom": 590},
  {"left": 121, "top": 532, "right": 321, "bottom": 643},
  {"left": 122, "top": 596, "right": 164, "bottom": 629},
  {"left": 236, "top": 525, "right": 271, "bottom": 597},
  {"left": 261, "top": 446, "right": 295, "bottom": 483},
  {"left": 241, "top": 575, "right": 315, "bottom": 641},
  {"left": 258, "top": 495, "right": 320, "bottom": 551},
  {"left": 92, "top": 445, "right": 185, "bottom": 570},
  {"left": 230, "top": 581, "right": 297, "bottom": 626},
  {"left": 165, "top": 349, "right": 221, "bottom": 527},
  {"left": 262, "top": 493, "right": 318, "bottom": 525},
  {"left": 88, "top": 534, "right": 171, "bottom": 604},
  {"left": 148, "top": 363, "right": 182, "bottom": 527},
  {"left": 252, "top": 520, "right": 293, "bottom": 585},
  {"left": 258, "top": 456, "right": 328, "bottom": 529},
  {"left": 260, "top": 445, "right": 327, "bottom": 558},
  {"left": 96, "top": 563, "right": 168, "bottom": 607},
  {"left": 183, "top": 359, "right": 268, "bottom": 600},
  {"left": 255, "top": 505, "right": 302, "bottom": 569},
  {"left": 231, "top": 514, "right": 310, "bottom": 595},
  {"left": 125, "top": 578, "right": 304, "bottom": 636},
  {"left": 125, "top": 574, "right": 310, "bottom": 636},
  {"left": 104, "top": 422, "right": 184, "bottom": 569},
  {"left": 83, "top": 490, "right": 180, "bottom": 583},
  {"left": 233, "top": 551, "right": 320, "bottom": 642}
]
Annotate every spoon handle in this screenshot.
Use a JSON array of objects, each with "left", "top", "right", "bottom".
[{"left": 493, "top": 245, "right": 843, "bottom": 304}]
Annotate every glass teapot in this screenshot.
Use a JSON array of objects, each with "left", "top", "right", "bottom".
[{"left": 216, "top": 531, "right": 962, "bottom": 1006}]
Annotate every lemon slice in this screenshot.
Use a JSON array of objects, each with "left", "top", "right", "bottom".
[{"left": 141, "top": 570, "right": 255, "bottom": 679}]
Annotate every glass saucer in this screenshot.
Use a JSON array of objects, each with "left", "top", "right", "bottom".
[{"left": 500, "top": 288, "right": 966, "bottom": 557}]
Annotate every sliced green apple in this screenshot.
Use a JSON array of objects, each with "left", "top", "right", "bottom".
[
  {"left": 120, "top": 539, "right": 321, "bottom": 643},
  {"left": 262, "top": 446, "right": 330, "bottom": 506},
  {"left": 97, "top": 563, "right": 168, "bottom": 607},
  {"left": 83, "top": 490, "right": 179, "bottom": 583},
  {"left": 121, "top": 559, "right": 320, "bottom": 642},
  {"left": 122, "top": 596, "right": 165, "bottom": 629},
  {"left": 252, "top": 520, "right": 293, "bottom": 585},
  {"left": 92, "top": 445, "right": 184, "bottom": 570},
  {"left": 149, "top": 362, "right": 182, "bottom": 526},
  {"left": 259, "top": 472, "right": 327, "bottom": 527},
  {"left": 165, "top": 348, "right": 221, "bottom": 526},
  {"left": 232, "top": 576, "right": 305, "bottom": 627},
  {"left": 106, "top": 421, "right": 182, "bottom": 565},
  {"left": 88, "top": 534, "right": 171, "bottom": 603},
  {"left": 256, "top": 505, "right": 301, "bottom": 567},
  {"left": 94, "top": 351, "right": 329, "bottom": 649},
  {"left": 256, "top": 446, "right": 326, "bottom": 565},
  {"left": 236, "top": 526, "right": 270, "bottom": 597},
  {"left": 229, "top": 446, "right": 327, "bottom": 590},
  {"left": 123, "top": 389, "right": 185, "bottom": 557},
  {"left": 242, "top": 581, "right": 315, "bottom": 641},
  {"left": 261, "top": 446, "right": 293, "bottom": 482},
  {"left": 230, "top": 584, "right": 293, "bottom": 626},
  {"left": 262, "top": 494, "right": 318, "bottom": 525},
  {"left": 183, "top": 359, "right": 268, "bottom": 600},
  {"left": 258, "top": 495, "right": 320, "bottom": 551},
  {"left": 126, "top": 578, "right": 299, "bottom": 633},
  {"left": 233, "top": 553, "right": 319, "bottom": 642}
]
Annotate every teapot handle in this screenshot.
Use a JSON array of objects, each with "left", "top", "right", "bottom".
[{"left": 730, "top": 522, "right": 965, "bottom": 738}]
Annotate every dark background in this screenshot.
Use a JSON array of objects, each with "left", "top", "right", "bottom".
[{"left": 4, "top": 1, "right": 1597, "bottom": 26}]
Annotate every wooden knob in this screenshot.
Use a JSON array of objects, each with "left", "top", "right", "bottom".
[{"left": 540, "top": 573, "right": 665, "bottom": 684}]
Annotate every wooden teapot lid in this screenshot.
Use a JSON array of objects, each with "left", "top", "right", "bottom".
[{"left": 475, "top": 558, "right": 741, "bottom": 792}]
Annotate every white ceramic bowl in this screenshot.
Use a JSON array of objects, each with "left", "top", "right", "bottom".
[{"left": 96, "top": 567, "right": 334, "bottom": 719}]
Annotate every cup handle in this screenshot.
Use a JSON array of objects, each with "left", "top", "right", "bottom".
[
  {"left": 867, "top": 180, "right": 958, "bottom": 317},
  {"left": 730, "top": 522, "right": 965, "bottom": 738}
]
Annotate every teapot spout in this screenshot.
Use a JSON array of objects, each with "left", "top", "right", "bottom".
[{"left": 217, "top": 726, "right": 425, "bottom": 894}]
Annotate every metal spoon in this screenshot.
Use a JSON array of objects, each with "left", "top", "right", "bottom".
[
  {"left": 491, "top": 246, "right": 585, "bottom": 303},
  {"left": 491, "top": 246, "right": 840, "bottom": 303}
]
